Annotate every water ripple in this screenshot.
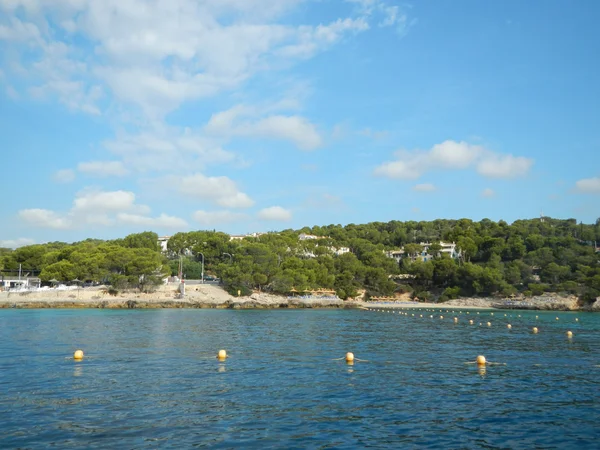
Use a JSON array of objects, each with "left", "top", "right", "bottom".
[{"left": 0, "top": 308, "right": 599, "bottom": 448}]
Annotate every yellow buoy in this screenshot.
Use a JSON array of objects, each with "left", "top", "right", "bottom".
[
  {"left": 535, "top": 315, "right": 538, "bottom": 319},
  {"left": 454, "top": 317, "right": 458, "bottom": 323},
  {"left": 217, "top": 349, "right": 227, "bottom": 360},
  {"left": 440, "top": 315, "right": 444, "bottom": 319},
  {"left": 507, "top": 324, "right": 512, "bottom": 329},
  {"left": 73, "top": 350, "right": 84, "bottom": 360},
  {"left": 345, "top": 352, "right": 355, "bottom": 363},
  {"left": 575, "top": 318, "right": 579, "bottom": 322},
  {"left": 532, "top": 327, "right": 539, "bottom": 334},
  {"left": 476, "top": 355, "right": 486, "bottom": 366},
  {"left": 491, "top": 313, "right": 494, "bottom": 316},
  {"left": 487, "top": 322, "right": 491, "bottom": 327},
  {"left": 469, "top": 319, "right": 474, "bottom": 325},
  {"left": 566, "top": 331, "right": 573, "bottom": 338},
  {"left": 556, "top": 317, "right": 559, "bottom": 321}
]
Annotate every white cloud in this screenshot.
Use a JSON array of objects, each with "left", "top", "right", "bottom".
[
  {"left": 193, "top": 210, "right": 249, "bottom": 226},
  {"left": 0, "top": 17, "right": 41, "bottom": 42},
  {"left": 481, "top": 188, "right": 495, "bottom": 198},
  {"left": 78, "top": 161, "right": 129, "bottom": 177},
  {"left": 18, "top": 188, "right": 185, "bottom": 230},
  {"left": 104, "top": 128, "right": 235, "bottom": 173},
  {"left": 346, "top": 0, "right": 414, "bottom": 34},
  {"left": 72, "top": 189, "right": 144, "bottom": 213},
  {"left": 206, "top": 104, "right": 322, "bottom": 150},
  {"left": 374, "top": 140, "right": 534, "bottom": 180},
  {"left": 53, "top": 168, "right": 76, "bottom": 183},
  {"left": 412, "top": 183, "right": 436, "bottom": 192},
  {"left": 0, "top": 237, "right": 35, "bottom": 249},
  {"left": 18, "top": 208, "right": 72, "bottom": 229},
  {"left": 476, "top": 154, "right": 533, "bottom": 178},
  {"left": 0, "top": 0, "right": 389, "bottom": 119},
  {"left": 257, "top": 206, "right": 292, "bottom": 221},
  {"left": 179, "top": 173, "right": 254, "bottom": 208},
  {"left": 116, "top": 213, "right": 188, "bottom": 229},
  {"left": 574, "top": 177, "right": 600, "bottom": 194}
]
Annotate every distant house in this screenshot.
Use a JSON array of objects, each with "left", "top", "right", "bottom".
[
  {"left": 0, "top": 276, "right": 41, "bottom": 290},
  {"left": 158, "top": 236, "right": 171, "bottom": 252},
  {"left": 420, "top": 242, "right": 461, "bottom": 260},
  {"left": 298, "top": 233, "right": 321, "bottom": 241},
  {"left": 385, "top": 241, "right": 461, "bottom": 263},
  {"left": 384, "top": 250, "right": 405, "bottom": 263},
  {"left": 332, "top": 246, "right": 351, "bottom": 256},
  {"left": 229, "top": 232, "right": 268, "bottom": 241}
]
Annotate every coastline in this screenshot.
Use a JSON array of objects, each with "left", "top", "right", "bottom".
[{"left": 0, "top": 284, "right": 597, "bottom": 311}]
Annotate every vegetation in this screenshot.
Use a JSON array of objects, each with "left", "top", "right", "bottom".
[{"left": 1, "top": 218, "right": 599, "bottom": 303}]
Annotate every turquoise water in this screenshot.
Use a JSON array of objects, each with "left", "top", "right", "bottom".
[{"left": 1, "top": 308, "right": 599, "bottom": 449}]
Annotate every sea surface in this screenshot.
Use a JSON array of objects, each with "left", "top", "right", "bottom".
[{"left": 0, "top": 308, "right": 599, "bottom": 449}]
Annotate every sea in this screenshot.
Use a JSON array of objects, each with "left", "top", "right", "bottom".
[{"left": 0, "top": 308, "right": 598, "bottom": 449}]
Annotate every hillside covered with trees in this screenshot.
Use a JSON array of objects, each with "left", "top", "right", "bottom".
[{"left": 1, "top": 217, "right": 599, "bottom": 303}]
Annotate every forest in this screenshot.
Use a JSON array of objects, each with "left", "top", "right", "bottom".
[{"left": 1, "top": 217, "right": 599, "bottom": 303}]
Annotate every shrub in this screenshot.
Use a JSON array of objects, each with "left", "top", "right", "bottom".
[
  {"left": 528, "top": 283, "right": 550, "bottom": 296},
  {"left": 440, "top": 286, "right": 460, "bottom": 301},
  {"left": 559, "top": 281, "right": 579, "bottom": 294},
  {"left": 396, "top": 284, "right": 414, "bottom": 294},
  {"left": 413, "top": 290, "right": 432, "bottom": 302}
]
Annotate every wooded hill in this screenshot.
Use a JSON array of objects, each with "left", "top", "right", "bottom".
[{"left": 1, "top": 217, "right": 599, "bottom": 303}]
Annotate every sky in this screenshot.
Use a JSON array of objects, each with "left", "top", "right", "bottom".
[{"left": 1, "top": 0, "right": 599, "bottom": 248}]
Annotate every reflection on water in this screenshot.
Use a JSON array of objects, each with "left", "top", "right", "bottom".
[
  {"left": 73, "top": 364, "right": 83, "bottom": 377},
  {"left": 0, "top": 308, "right": 599, "bottom": 449}
]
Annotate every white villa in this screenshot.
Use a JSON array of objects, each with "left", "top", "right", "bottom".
[{"left": 385, "top": 241, "right": 461, "bottom": 263}]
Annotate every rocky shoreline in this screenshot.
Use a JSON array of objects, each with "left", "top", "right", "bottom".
[{"left": 0, "top": 284, "right": 598, "bottom": 311}]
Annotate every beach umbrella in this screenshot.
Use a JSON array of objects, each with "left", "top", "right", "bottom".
[{"left": 49, "top": 279, "right": 59, "bottom": 285}]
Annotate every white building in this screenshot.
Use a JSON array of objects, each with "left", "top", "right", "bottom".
[
  {"left": 229, "top": 232, "right": 268, "bottom": 241},
  {"left": 385, "top": 241, "right": 460, "bottom": 263},
  {"left": 0, "top": 277, "right": 41, "bottom": 290},
  {"left": 332, "top": 246, "right": 351, "bottom": 256},
  {"left": 158, "top": 236, "right": 171, "bottom": 252},
  {"left": 298, "top": 233, "right": 321, "bottom": 241}
]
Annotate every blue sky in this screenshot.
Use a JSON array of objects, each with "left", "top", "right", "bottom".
[{"left": 1, "top": 0, "right": 599, "bottom": 247}]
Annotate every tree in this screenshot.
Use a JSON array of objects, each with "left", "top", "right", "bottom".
[
  {"left": 457, "top": 237, "right": 477, "bottom": 262},
  {"left": 403, "top": 243, "right": 423, "bottom": 261},
  {"left": 39, "top": 260, "right": 77, "bottom": 282},
  {"left": 540, "top": 262, "right": 570, "bottom": 285},
  {"left": 433, "top": 258, "right": 457, "bottom": 287},
  {"left": 123, "top": 232, "right": 160, "bottom": 251},
  {"left": 427, "top": 241, "right": 443, "bottom": 258}
]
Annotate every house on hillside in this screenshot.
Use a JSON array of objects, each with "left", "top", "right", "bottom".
[{"left": 385, "top": 241, "right": 461, "bottom": 263}]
